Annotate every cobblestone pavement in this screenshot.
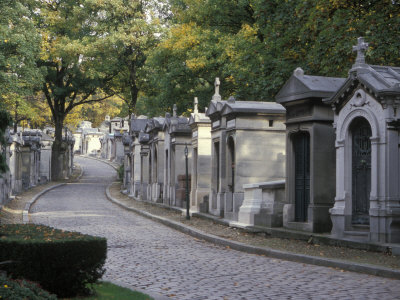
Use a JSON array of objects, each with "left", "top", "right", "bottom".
[{"left": 29, "top": 157, "right": 400, "bottom": 300}]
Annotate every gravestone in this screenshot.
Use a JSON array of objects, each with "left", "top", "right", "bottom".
[
  {"left": 163, "top": 105, "right": 192, "bottom": 208},
  {"left": 324, "top": 37, "right": 400, "bottom": 242},
  {"left": 139, "top": 131, "right": 150, "bottom": 201},
  {"left": 39, "top": 131, "right": 53, "bottom": 183},
  {"left": 220, "top": 97, "right": 286, "bottom": 222},
  {"left": 206, "top": 78, "right": 227, "bottom": 217},
  {"left": 8, "top": 131, "right": 23, "bottom": 194},
  {"left": 276, "top": 67, "right": 345, "bottom": 232},
  {"left": 189, "top": 97, "right": 212, "bottom": 213},
  {"left": 128, "top": 115, "right": 148, "bottom": 198},
  {"left": 145, "top": 117, "right": 165, "bottom": 203}
]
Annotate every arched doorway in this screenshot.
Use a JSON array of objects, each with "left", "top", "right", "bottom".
[
  {"left": 350, "top": 117, "right": 371, "bottom": 225},
  {"left": 293, "top": 132, "right": 310, "bottom": 222}
]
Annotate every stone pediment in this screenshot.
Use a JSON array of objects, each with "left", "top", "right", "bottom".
[
  {"left": 205, "top": 100, "right": 226, "bottom": 118},
  {"left": 276, "top": 68, "right": 345, "bottom": 104},
  {"left": 189, "top": 112, "right": 210, "bottom": 125},
  {"left": 324, "top": 65, "right": 400, "bottom": 111}
]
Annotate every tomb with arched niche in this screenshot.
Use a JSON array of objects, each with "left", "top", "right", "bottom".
[
  {"left": 207, "top": 78, "right": 286, "bottom": 223},
  {"left": 325, "top": 37, "right": 400, "bottom": 243}
]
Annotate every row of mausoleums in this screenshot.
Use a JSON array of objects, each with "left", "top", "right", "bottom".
[
  {"left": 122, "top": 38, "right": 400, "bottom": 244},
  {"left": 0, "top": 127, "right": 74, "bottom": 207}
]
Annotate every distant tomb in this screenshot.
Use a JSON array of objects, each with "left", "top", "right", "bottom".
[{"left": 189, "top": 97, "right": 212, "bottom": 213}]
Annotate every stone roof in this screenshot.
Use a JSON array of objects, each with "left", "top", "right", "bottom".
[
  {"left": 189, "top": 112, "right": 210, "bottom": 125},
  {"left": 130, "top": 118, "right": 148, "bottom": 135},
  {"left": 40, "top": 131, "right": 53, "bottom": 141},
  {"left": 324, "top": 65, "right": 400, "bottom": 107},
  {"left": 205, "top": 100, "right": 227, "bottom": 118},
  {"left": 276, "top": 68, "right": 345, "bottom": 103},
  {"left": 163, "top": 113, "right": 191, "bottom": 134},
  {"left": 221, "top": 98, "right": 285, "bottom": 116},
  {"left": 145, "top": 117, "right": 165, "bottom": 133}
]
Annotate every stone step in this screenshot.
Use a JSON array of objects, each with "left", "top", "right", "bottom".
[{"left": 343, "top": 230, "right": 369, "bottom": 241}]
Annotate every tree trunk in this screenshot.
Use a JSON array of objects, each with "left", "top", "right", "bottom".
[{"left": 51, "top": 117, "right": 66, "bottom": 180}]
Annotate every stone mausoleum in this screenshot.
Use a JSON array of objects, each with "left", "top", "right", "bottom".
[
  {"left": 276, "top": 68, "right": 345, "bottom": 233},
  {"left": 326, "top": 38, "right": 400, "bottom": 243}
]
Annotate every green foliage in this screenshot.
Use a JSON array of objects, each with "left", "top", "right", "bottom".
[
  {"left": 0, "top": 224, "right": 107, "bottom": 298},
  {"left": 0, "top": 0, "right": 43, "bottom": 97},
  {"left": 0, "top": 109, "right": 12, "bottom": 174},
  {"left": 118, "top": 164, "right": 124, "bottom": 182},
  {"left": 142, "top": 0, "right": 400, "bottom": 115},
  {"left": 0, "top": 275, "right": 57, "bottom": 300},
  {"left": 77, "top": 282, "right": 153, "bottom": 300}
]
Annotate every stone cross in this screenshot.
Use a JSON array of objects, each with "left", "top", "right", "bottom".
[
  {"left": 194, "top": 97, "right": 199, "bottom": 114},
  {"left": 173, "top": 104, "right": 177, "bottom": 117},
  {"left": 353, "top": 37, "right": 369, "bottom": 65},
  {"left": 212, "top": 77, "right": 222, "bottom": 101}
]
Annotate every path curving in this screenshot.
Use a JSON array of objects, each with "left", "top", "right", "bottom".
[{"left": 30, "top": 157, "right": 400, "bottom": 300}]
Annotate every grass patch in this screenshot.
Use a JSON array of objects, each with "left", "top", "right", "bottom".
[{"left": 64, "top": 282, "right": 153, "bottom": 300}]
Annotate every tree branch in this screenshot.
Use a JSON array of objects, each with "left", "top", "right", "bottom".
[
  {"left": 65, "top": 94, "right": 115, "bottom": 114},
  {"left": 42, "top": 83, "right": 56, "bottom": 118}
]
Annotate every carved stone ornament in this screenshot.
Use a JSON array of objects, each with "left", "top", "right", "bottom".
[{"left": 353, "top": 89, "right": 367, "bottom": 107}]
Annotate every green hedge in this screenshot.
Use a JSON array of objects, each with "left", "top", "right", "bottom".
[
  {"left": 0, "top": 275, "right": 57, "bottom": 300},
  {"left": 0, "top": 224, "right": 107, "bottom": 298},
  {"left": 118, "top": 164, "right": 124, "bottom": 181}
]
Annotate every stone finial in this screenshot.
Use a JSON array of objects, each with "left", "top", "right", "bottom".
[
  {"left": 194, "top": 97, "right": 199, "bottom": 114},
  {"left": 173, "top": 104, "right": 177, "bottom": 117},
  {"left": 228, "top": 96, "right": 236, "bottom": 103},
  {"left": 294, "top": 67, "right": 304, "bottom": 77},
  {"left": 353, "top": 37, "right": 369, "bottom": 65},
  {"left": 212, "top": 77, "right": 222, "bottom": 101}
]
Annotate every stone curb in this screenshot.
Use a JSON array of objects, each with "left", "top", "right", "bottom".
[
  {"left": 23, "top": 163, "right": 84, "bottom": 223},
  {"left": 23, "top": 183, "right": 66, "bottom": 224},
  {"left": 105, "top": 183, "right": 400, "bottom": 280},
  {"left": 106, "top": 279, "right": 170, "bottom": 300}
]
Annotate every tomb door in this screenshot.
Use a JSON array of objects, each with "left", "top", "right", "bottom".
[
  {"left": 351, "top": 118, "right": 371, "bottom": 225},
  {"left": 293, "top": 132, "right": 310, "bottom": 222},
  {"left": 227, "top": 137, "right": 235, "bottom": 193}
]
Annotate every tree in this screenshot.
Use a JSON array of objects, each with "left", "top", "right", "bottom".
[
  {"left": 0, "top": 0, "right": 43, "bottom": 129},
  {"left": 143, "top": 0, "right": 400, "bottom": 115},
  {"left": 34, "top": 0, "right": 124, "bottom": 179},
  {"left": 94, "top": 0, "right": 164, "bottom": 116}
]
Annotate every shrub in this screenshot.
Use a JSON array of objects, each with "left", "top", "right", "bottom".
[
  {"left": 0, "top": 224, "right": 107, "bottom": 298},
  {"left": 0, "top": 275, "right": 57, "bottom": 300},
  {"left": 118, "top": 164, "right": 124, "bottom": 181}
]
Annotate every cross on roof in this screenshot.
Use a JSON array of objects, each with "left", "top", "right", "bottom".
[
  {"left": 212, "top": 77, "right": 222, "bottom": 101},
  {"left": 353, "top": 37, "right": 369, "bottom": 65},
  {"left": 194, "top": 97, "right": 198, "bottom": 114}
]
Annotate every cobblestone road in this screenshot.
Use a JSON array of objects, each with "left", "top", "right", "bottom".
[{"left": 30, "top": 157, "right": 400, "bottom": 300}]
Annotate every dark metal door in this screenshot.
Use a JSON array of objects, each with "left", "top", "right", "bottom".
[
  {"left": 351, "top": 118, "right": 371, "bottom": 225},
  {"left": 294, "top": 132, "right": 310, "bottom": 222}
]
